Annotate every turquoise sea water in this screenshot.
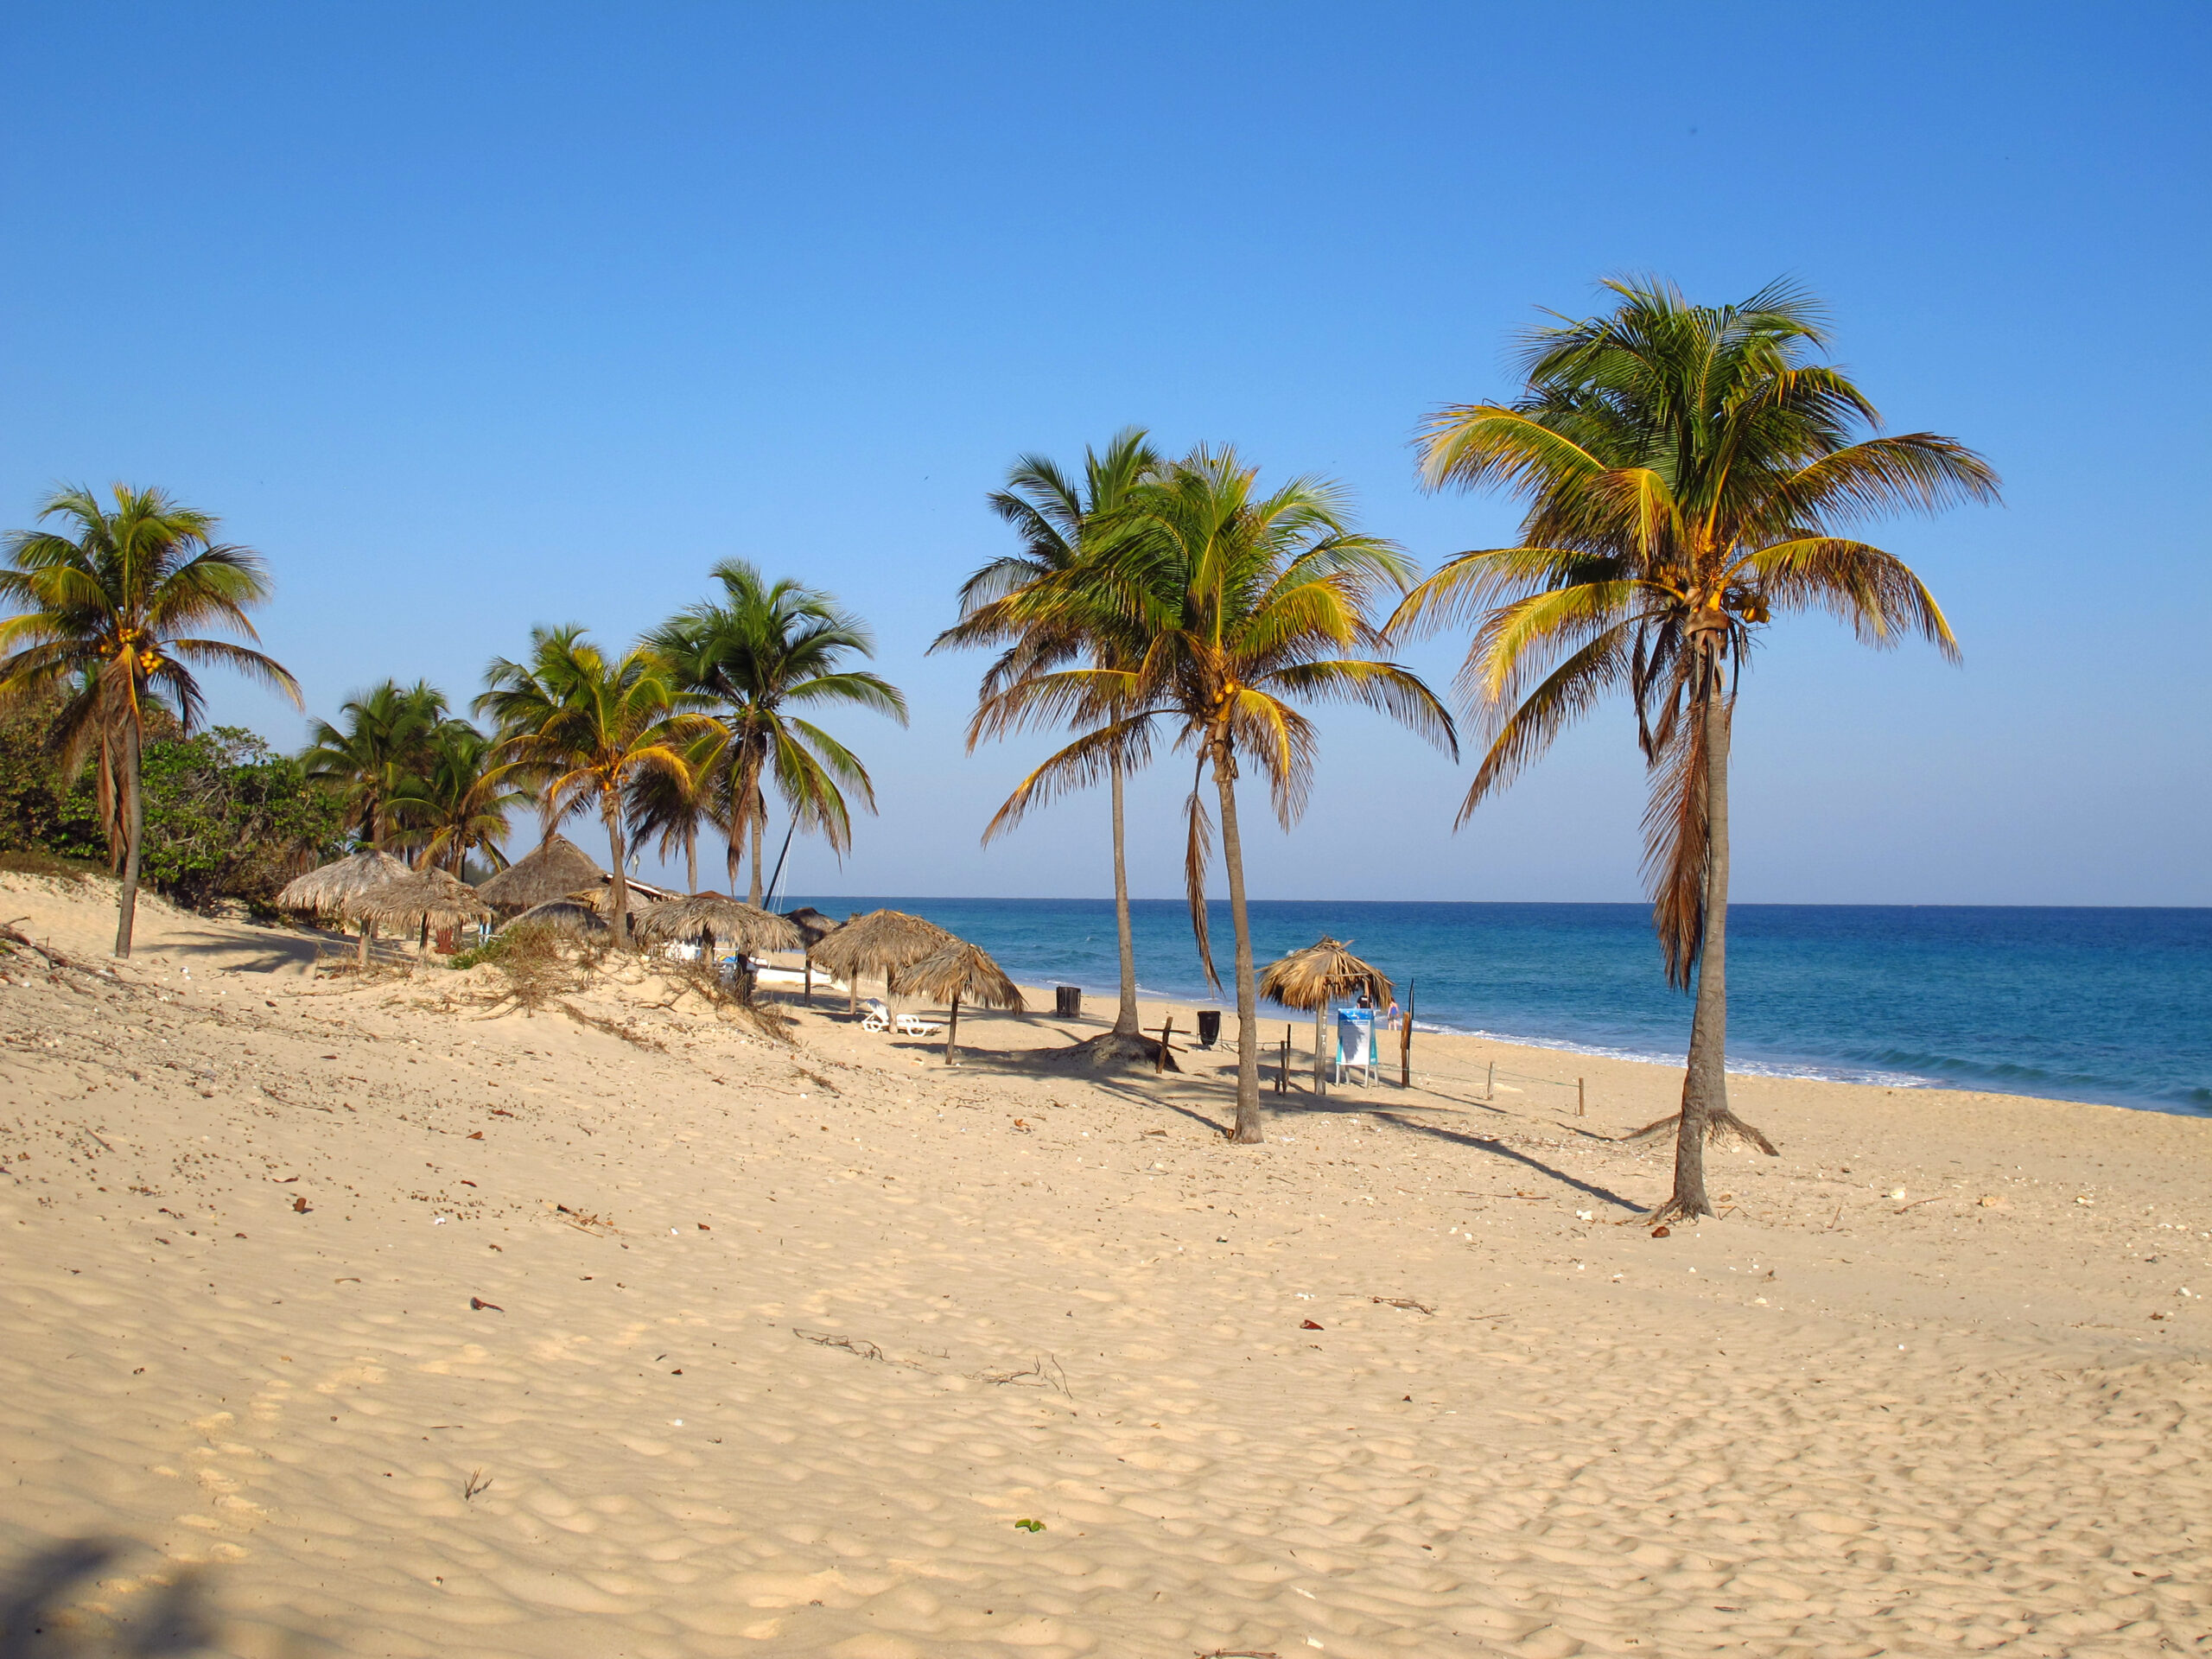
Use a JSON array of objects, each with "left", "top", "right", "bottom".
[{"left": 783, "top": 897, "right": 2212, "bottom": 1116}]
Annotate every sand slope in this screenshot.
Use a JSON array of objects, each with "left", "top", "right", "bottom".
[{"left": 1, "top": 872, "right": 2206, "bottom": 1656}]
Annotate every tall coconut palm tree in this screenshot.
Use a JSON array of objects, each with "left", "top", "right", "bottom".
[
  {"left": 0, "top": 485, "right": 300, "bottom": 956},
  {"left": 645, "top": 561, "right": 906, "bottom": 905},
  {"left": 624, "top": 725, "right": 723, "bottom": 893},
  {"left": 384, "top": 719, "right": 528, "bottom": 877},
  {"left": 1008, "top": 447, "right": 1456, "bottom": 1141},
  {"left": 1389, "top": 277, "right": 1999, "bottom": 1223},
  {"left": 476, "top": 626, "right": 696, "bottom": 944},
  {"left": 933, "top": 429, "right": 1161, "bottom": 1041},
  {"left": 302, "top": 679, "right": 448, "bottom": 849}
]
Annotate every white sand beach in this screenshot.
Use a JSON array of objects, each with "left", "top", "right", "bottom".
[{"left": 3, "top": 871, "right": 2206, "bottom": 1656}]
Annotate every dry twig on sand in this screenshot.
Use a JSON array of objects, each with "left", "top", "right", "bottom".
[{"left": 1372, "top": 1296, "right": 1434, "bottom": 1315}]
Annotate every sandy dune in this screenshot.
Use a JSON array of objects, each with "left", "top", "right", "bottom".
[{"left": 1, "top": 870, "right": 2206, "bottom": 1656}]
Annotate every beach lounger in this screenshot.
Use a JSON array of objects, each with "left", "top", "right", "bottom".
[
  {"left": 861, "top": 998, "right": 893, "bottom": 1033},
  {"left": 896, "top": 1013, "right": 944, "bottom": 1037}
]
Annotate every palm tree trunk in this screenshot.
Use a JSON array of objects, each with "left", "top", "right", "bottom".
[
  {"left": 113, "top": 715, "right": 144, "bottom": 958},
  {"left": 1670, "top": 677, "right": 1732, "bottom": 1220},
  {"left": 747, "top": 799, "right": 766, "bottom": 907},
  {"left": 1110, "top": 754, "right": 1140, "bottom": 1036},
  {"left": 1211, "top": 748, "right": 1263, "bottom": 1143},
  {"left": 683, "top": 828, "right": 698, "bottom": 895},
  {"left": 604, "top": 794, "right": 629, "bottom": 946}
]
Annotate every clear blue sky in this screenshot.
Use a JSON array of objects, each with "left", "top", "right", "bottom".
[{"left": 3, "top": 3, "right": 2204, "bottom": 905}]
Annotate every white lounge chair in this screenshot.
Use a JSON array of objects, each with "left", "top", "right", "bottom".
[
  {"left": 896, "top": 1012, "right": 944, "bottom": 1037},
  {"left": 861, "top": 998, "right": 893, "bottom": 1033}
]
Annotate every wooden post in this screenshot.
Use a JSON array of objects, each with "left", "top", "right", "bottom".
[
  {"left": 804, "top": 954, "right": 812, "bottom": 1001},
  {"left": 944, "top": 994, "right": 961, "bottom": 1065},
  {"left": 1279, "top": 1026, "right": 1289, "bottom": 1094},
  {"left": 1156, "top": 1014, "right": 1174, "bottom": 1074},
  {"left": 1400, "top": 977, "right": 1414, "bottom": 1088},
  {"left": 1486, "top": 1060, "right": 1496, "bottom": 1101},
  {"left": 1578, "top": 1076, "right": 1586, "bottom": 1117},
  {"left": 1313, "top": 1005, "right": 1327, "bottom": 1097}
]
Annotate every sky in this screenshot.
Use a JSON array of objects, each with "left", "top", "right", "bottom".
[{"left": 3, "top": 3, "right": 2205, "bottom": 906}]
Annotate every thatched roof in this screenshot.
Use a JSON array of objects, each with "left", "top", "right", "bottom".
[
  {"left": 634, "top": 893, "right": 800, "bottom": 953},
  {"left": 810, "top": 909, "right": 953, "bottom": 984},
  {"left": 343, "top": 867, "right": 492, "bottom": 931},
  {"left": 275, "top": 849, "right": 410, "bottom": 917},
  {"left": 783, "top": 906, "right": 838, "bottom": 950},
  {"left": 474, "top": 835, "right": 605, "bottom": 914},
  {"left": 573, "top": 874, "right": 680, "bottom": 918},
  {"left": 901, "top": 939, "right": 1027, "bottom": 1012},
  {"left": 497, "top": 898, "right": 608, "bottom": 939},
  {"left": 1258, "top": 937, "right": 1393, "bottom": 1012}
]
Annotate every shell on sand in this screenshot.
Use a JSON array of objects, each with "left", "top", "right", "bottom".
[
  {"left": 474, "top": 835, "right": 605, "bottom": 914},
  {"left": 343, "top": 867, "right": 491, "bottom": 930},
  {"left": 1259, "top": 936, "right": 1393, "bottom": 1010},
  {"left": 274, "top": 849, "right": 410, "bottom": 917},
  {"left": 633, "top": 893, "right": 799, "bottom": 953}
]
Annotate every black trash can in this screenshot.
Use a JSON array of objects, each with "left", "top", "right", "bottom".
[
  {"left": 1195, "top": 1009, "right": 1222, "bottom": 1047},
  {"left": 1054, "top": 984, "right": 1084, "bottom": 1018}
]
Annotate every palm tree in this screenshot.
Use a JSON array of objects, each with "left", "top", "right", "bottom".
[
  {"left": 384, "top": 719, "right": 528, "bottom": 877},
  {"left": 302, "top": 679, "right": 448, "bottom": 849},
  {"left": 933, "top": 429, "right": 1161, "bottom": 1041},
  {"left": 0, "top": 485, "right": 300, "bottom": 956},
  {"left": 646, "top": 561, "right": 906, "bottom": 905},
  {"left": 1389, "top": 277, "right": 1998, "bottom": 1222},
  {"left": 1018, "top": 447, "right": 1456, "bottom": 1141},
  {"left": 625, "top": 725, "right": 723, "bottom": 893},
  {"left": 476, "top": 626, "right": 696, "bottom": 943}
]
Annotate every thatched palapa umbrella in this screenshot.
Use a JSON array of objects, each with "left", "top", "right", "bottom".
[
  {"left": 474, "top": 835, "right": 605, "bottom": 917},
  {"left": 809, "top": 909, "right": 953, "bottom": 1014},
  {"left": 1259, "top": 937, "right": 1393, "bottom": 1096},
  {"left": 497, "top": 898, "right": 608, "bottom": 939},
  {"left": 276, "top": 849, "right": 411, "bottom": 964},
  {"left": 635, "top": 893, "right": 800, "bottom": 955},
  {"left": 783, "top": 906, "right": 837, "bottom": 1000},
  {"left": 343, "top": 867, "right": 491, "bottom": 962},
  {"left": 901, "top": 938, "right": 1027, "bottom": 1065}
]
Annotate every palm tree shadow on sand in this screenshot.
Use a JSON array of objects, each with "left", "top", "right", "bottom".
[{"left": 0, "top": 1537, "right": 319, "bottom": 1658}]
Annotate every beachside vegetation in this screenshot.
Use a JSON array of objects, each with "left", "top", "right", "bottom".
[
  {"left": 0, "top": 485, "right": 301, "bottom": 955},
  {"left": 1389, "top": 276, "right": 1999, "bottom": 1222},
  {"left": 934, "top": 429, "right": 1161, "bottom": 1046}
]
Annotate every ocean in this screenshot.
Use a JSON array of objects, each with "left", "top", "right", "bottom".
[{"left": 781, "top": 897, "right": 2212, "bottom": 1116}]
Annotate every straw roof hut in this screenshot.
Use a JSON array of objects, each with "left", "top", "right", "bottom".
[
  {"left": 343, "top": 868, "right": 491, "bottom": 962},
  {"left": 276, "top": 849, "right": 412, "bottom": 964},
  {"left": 497, "top": 898, "right": 608, "bottom": 939},
  {"left": 782, "top": 906, "right": 839, "bottom": 1001},
  {"left": 900, "top": 938, "right": 1027, "bottom": 1064},
  {"left": 1259, "top": 937, "right": 1393, "bottom": 1096},
  {"left": 634, "top": 893, "right": 800, "bottom": 955},
  {"left": 276, "top": 849, "right": 410, "bottom": 917},
  {"left": 474, "top": 835, "right": 605, "bottom": 915},
  {"left": 810, "top": 909, "right": 954, "bottom": 1013}
]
